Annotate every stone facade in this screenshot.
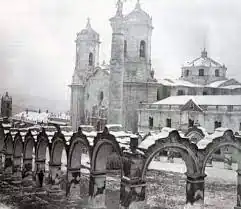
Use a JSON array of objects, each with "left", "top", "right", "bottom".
[
  {"left": 138, "top": 96, "right": 241, "bottom": 133},
  {"left": 70, "top": 0, "right": 158, "bottom": 132}
]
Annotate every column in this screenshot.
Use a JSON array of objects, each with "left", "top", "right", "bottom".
[
  {"left": 184, "top": 173, "right": 206, "bottom": 209},
  {"left": 120, "top": 151, "right": 148, "bottom": 209},
  {"left": 48, "top": 163, "right": 65, "bottom": 199},
  {"left": 22, "top": 158, "right": 34, "bottom": 187},
  {"left": 119, "top": 178, "right": 147, "bottom": 209},
  {"left": 88, "top": 172, "right": 107, "bottom": 209},
  {"left": 12, "top": 156, "right": 22, "bottom": 184},
  {"left": 0, "top": 151, "right": 4, "bottom": 174},
  {"left": 67, "top": 167, "right": 81, "bottom": 200},
  {"left": 4, "top": 153, "right": 13, "bottom": 180},
  {"left": 235, "top": 169, "right": 241, "bottom": 209}
]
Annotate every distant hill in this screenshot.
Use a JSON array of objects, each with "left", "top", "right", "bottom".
[{"left": 1, "top": 92, "right": 70, "bottom": 115}]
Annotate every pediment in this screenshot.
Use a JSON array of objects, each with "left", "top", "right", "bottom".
[{"left": 180, "top": 99, "right": 203, "bottom": 112}]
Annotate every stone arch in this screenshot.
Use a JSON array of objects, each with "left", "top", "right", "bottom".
[
  {"left": 68, "top": 131, "right": 91, "bottom": 168},
  {"left": 201, "top": 129, "right": 240, "bottom": 174},
  {"left": 13, "top": 133, "right": 23, "bottom": 158},
  {"left": 4, "top": 133, "right": 13, "bottom": 175},
  {"left": 50, "top": 135, "right": 67, "bottom": 165},
  {"left": 4, "top": 133, "right": 13, "bottom": 155},
  {"left": 185, "top": 126, "right": 205, "bottom": 144},
  {"left": 141, "top": 130, "right": 199, "bottom": 180},
  {"left": 0, "top": 124, "right": 5, "bottom": 151},
  {"left": 91, "top": 132, "right": 123, "bottom": 173},
  {"left": 22, "top": 131, "right": 36, "bottom": 184},
  {"left": 23, "top": 131, "right": 36, "bottom": 159},
  {"left": 36, "top": 130, "right": 50, "bottom": 161},
  {"left": 12, "top": 132, "right": 23, "bottom": 180}
]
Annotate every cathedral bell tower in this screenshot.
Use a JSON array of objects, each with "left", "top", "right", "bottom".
[
  {"left": 70, "top": 18, "right": 100, "bottom": 131},
  {"left": 108, "top": 0, "right": 125, "bottom": 125}
]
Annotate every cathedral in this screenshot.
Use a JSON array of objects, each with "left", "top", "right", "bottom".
[
  {"left": 70, "top": 0, "right": 241, "bottom": 134},
  {"left": 70, "top": 0, "right": 158, "bottom": 132}
]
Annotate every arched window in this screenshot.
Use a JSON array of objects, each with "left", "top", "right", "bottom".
[
  {"left": 140, "top": 40, "right": 146, "bottom": 58},
  {"left": 124, "top": 40, "right": 127, "bottom": 57},
  {"left": 199, "top": 69, "right": 204, "bottom": 76},
  {"left": 89, "top": 52, "right": 93, "bottom": 66},
  {"left": 149, "top": 116, "right": 153, "bottom": 129},
  {"left": 215, "top": 69, "right": 220, "bottom": 77}
]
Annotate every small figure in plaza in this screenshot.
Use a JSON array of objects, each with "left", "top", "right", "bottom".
[{"left": 38, "top": 170, "right": 44, "bottom": 187}]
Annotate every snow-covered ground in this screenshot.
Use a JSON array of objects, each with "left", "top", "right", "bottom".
[{"left": 149, "top": 157, "right": 238, "bottom": 183}]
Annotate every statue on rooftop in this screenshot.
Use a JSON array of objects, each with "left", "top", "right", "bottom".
[{"left": 116, "top": 0, "right": 123, "bottom": 16}]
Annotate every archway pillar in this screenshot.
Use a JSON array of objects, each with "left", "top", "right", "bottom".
[
  {"left": 88, "top": 171, "right": 107, "bottom": 209},
  {"left": 4, "top": 153, "right": 13, "bottom": 180},
  {"left": 119, "top": 178, "right": 147, "bottom": 209},
  {"left": 0, "top": 151, "right": 4, "bottom": 174},
  {"left": 12, "top": 156, "right": 22, "bottom": 184},
  {"left": 22, "top": 158, "right": 34, "bottom": 187},
  {"left": 184, "top": 173, "right": 206, "bottom": 209},
  {"left": 48, "top": 163, "right": 65, "bottom": 199},
  {"left": 120, "top": 152, "right": 148, "bottom": 209},
  {"left": 67, "top": 167, "right": 81, "bottom": 200}
]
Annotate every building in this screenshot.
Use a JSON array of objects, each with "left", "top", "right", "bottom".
[
  {"left": 157, "top": 49, "right": 241, "bottom": 100},
  {"left": 138, "top": 95, "right": 241, "bottom": 133},
  {"left": 1, "top": 92, "right": 12, "bottom": 119},
  {"left": 138, "top": 47, "right": 241, "bottom": 134},
  {"left": 69, "top": 0, "right": 241, "bottom": 134},
  {"left": 70, "top": 0, "right": 158, "bottom": 132}
]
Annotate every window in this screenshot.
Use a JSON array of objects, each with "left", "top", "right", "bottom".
[
  {"left": 140, "top": 40, "right": 146, "bottom": 58},
  {"left": 149, "top": 117, "right": 153, "bottom": 129},
  {"left": 227, "top": 105, "right": 233, "bottom": 112},
  {"left": 188, "top": 119, "right": 194, "bottom": 127},
  {"left": 100, "top": 91, "right": 104, "bottom": 101},
  {"left": 214, "top": 121, "right": 222, "bottom": 129},
  {"left": 166, "top": 118, "right": 172, "bottom": 128},
  {"left": 239, "top": 123, "right": 241, "bottom": 131},
  {"left": 124, "top": 40, "right": 127, "bottom": 57},
  {"left": 87, "top": 93, "right": 90, "bottom": 100},
  {"left": 89, "top": 52, "right": 93, "bottom": 66},
  {"left": 177, "top": 90, "right": 185, "bottom": 96},
  {"left": 203, "top": 91, "right": 208, "bottom": 95},
  {"left": 215, "top": 69, "right": 220, "bottom": 77},
  {"left": 185, "top": 70, "right": 189, "bottom": 77},
  {"left": 199, "top": 69, "right": 204, "bottom": 76}
]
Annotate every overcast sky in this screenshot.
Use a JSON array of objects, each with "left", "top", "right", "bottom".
[{"left": 0, "top": 0, "right": 241, "bottom": 108}]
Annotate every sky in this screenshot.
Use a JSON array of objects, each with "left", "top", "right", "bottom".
[{"left": 0, "top": 0, "right": 241, "bottom": 110}]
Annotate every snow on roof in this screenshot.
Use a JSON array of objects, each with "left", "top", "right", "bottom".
[
  {"left": 153, "top": 95, "right": 241, "bottom": 106},
  {"left": 207, "top": 80, "right": 228, "bottom": 88},
  {"left": 222, "top": 85, "right": 241, "bottom": 89},
  {"left": 157, "top": 78, "right": 201, "bottom": 87}
]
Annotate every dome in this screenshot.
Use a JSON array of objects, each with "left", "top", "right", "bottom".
[
  {"left": 125, "top": 0, "right": 152, "bottom": 25},
  {"left": 184, "top": 49, "right": 223, "bottom": 68}
]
